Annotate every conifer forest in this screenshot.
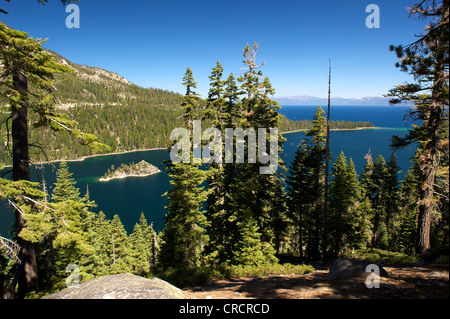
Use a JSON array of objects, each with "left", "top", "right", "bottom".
[{"left": 0, "top": 0, "right": 448, "bottom": 302}]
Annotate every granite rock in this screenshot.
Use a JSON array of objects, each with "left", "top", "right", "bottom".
[{"left": 43, "top": 273, "right": 185, "bottom": 299}]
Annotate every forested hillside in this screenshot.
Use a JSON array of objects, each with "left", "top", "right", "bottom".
[
  {"left": 0, "top": 0, "right": 448, "bottom": 300},
  {"left": 0, "top": 52, "right": 372, "bottom": 165},
  {"left": 0, "top": 51, "right": 184, "bottom": 164}
]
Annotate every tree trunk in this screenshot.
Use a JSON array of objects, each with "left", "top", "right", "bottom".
[
  {"left": 415, "top": 103, "right": 440, "bottom": 254},
  {"left": 11, "top": 66, "right": 39, "bottom": 298},
  {"left": 323, "top": 60, "right": 331, "bottom": 259},
  {"left": 298, "top": 216, "right": 303, "bottom": 260}
]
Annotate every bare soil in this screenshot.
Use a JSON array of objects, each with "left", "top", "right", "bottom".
[{"left": 183, "top": 263, "right": 448, "bottom": 299}]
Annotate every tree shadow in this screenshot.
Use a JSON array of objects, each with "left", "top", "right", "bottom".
[{"left": 234, "top": 264, "right": 449, "bottom": 299}]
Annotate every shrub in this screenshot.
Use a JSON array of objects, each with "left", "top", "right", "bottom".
[
  {"left": 225, "top": 263, "right": 314, "bottom": 279},
  {"left": 421, "top": 247, "right": 449, "bottom": 261},
  {"left": 342, "top": 248, "right": 418, "bottom": 264},
  {"left": 156, "top": 263, "right": 315, "bottom": 287},
  {"left": 157, "top": 267, "right": 212, "bottom": 287}
]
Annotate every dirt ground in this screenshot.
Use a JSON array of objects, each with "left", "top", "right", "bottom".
[{"left": 183, "top": 263, "right": 449, "bottom": 299}]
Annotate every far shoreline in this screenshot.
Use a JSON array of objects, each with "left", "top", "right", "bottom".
[
  {"left": 2, "top": 126, "right": 405, "bottom": 169},
  {"left": 280, "top": 126, "right": 384, "bottom": 135},
  {"left": 15, "top": 147, "right": 167, "bottom": 168}
]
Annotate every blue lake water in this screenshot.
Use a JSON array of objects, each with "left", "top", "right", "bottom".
[
  {"left": 278, "top": 105, "right": 414, "bottom": 128},
  {"left": 0, "top": 105, "right": 417, "bottom": 237}
]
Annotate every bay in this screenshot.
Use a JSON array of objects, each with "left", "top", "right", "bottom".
[
  {"left": 279, "top": 105, "right": 414, "bottom": 128},
  {"left": 0, "top": 105, "right": 417, "bottom": 237}
]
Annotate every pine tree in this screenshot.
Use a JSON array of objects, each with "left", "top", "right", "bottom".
[
  {"left": 159, "top": 68, "right": 208, "bottom": 270},
  {"left": 348, "top": 195, "right": 372, "bottom": 250},
  {"left": 372, "top": 155, "right": 388, "bottom": 248},
  {"left": 304, "top": 106, "right": 327, "bottom": 259},
  {"left": 386, "top": 0, "right": 449, "bottom": 254},
  {"left": 360, "top": 153, "right": 396, "bottom": 248},
  {"left": 209, "top": 72, "right": 242, "bottom": 265},
  {"left": 223, "top": 73, "right": 242, "bottom": 129},
  {"left": 25, "top": 162, "right": 97, "bottom": 291},
  {"left": 265, "top": 175, "right": 290, "bottom": 255},
  {"left": 203, "top": 62, "right": 229, "bottom": 266},
  {"left": 51, "top": 162, "right": 80, "bottom": 202},
  {"left": 229, "top": 43, "right": 283, "bottom": 265},
  {"left": 89, "top": 211, "right": 113, "bottom": 277},
  {"left": 233, "top": 209, "right": 267, "bottom": 266},
  {"left": 207, "top": 43, "right": 285, "bottom": 266},
  {"left": 397, "top": 162, "right": 421, "bottom": 254},
  {"left": 0, "top": 21, "right": 109, "bottom": 298},
  {"left": 204, "top": 61, "right": 226, "bottom": 131},
  {"left": 287, "top": 142, "right": 313, "bottom": 259},
  {"left": 109, "top": 214, "right": 132, "bottom": 274},
  {"left": 385, "top": 153, "right": 402, "bottom": 245},
  {"left": 286, "top": 106, "right": 328, "bottom": 259},
  {"left": 129, "top": 213, "right": 156, "bottom": 276},
  {"left": 328, "top": 153, "right": 361, "bottom": 256}
]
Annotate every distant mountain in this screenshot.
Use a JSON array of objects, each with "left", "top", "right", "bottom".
[{"left": 274, "top": 95, "right": 413, "bottom": 106}]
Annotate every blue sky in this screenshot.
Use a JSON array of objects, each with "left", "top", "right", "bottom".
[{"left": 1, "top": 0, "right": 428, "bottom": 99}]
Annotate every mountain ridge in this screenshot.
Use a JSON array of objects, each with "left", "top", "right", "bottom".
[{"left": 274, "top": 95, "right": 413, "bottom": 106}]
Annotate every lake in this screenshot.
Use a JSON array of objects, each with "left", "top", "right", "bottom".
[{"left": 0, "top": 105, "right": 417, "bottom": 237}]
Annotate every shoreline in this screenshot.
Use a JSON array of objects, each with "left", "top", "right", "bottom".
[
  {"left": 2, "top": 127, "right": 403, "bottom": 168},
  {"left": 1, "top": 147, "right": 167, "bottom": 169},
  {"left": 281, "top": 126, "right": 383, "bottom": 135},
  {"left": 99, "top": 171, "right": 161, "bottom": 182},
  {"left": 99, "top": 160, "right": 162, "bottom": 182},
  {"left": 58, "top": 127, "right": 382, "bottom": 161}
]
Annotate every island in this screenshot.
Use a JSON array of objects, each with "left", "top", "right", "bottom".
[{"left": 99, "top": 160, "right": 161, "bottom": 182}]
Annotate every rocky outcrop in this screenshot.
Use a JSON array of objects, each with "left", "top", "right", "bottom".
[
  {"left": 43, "top": 274, "right": 185, "bottom": 299},
  {"left": 99, "top": 160, "right": 161, "bottom": 182},
  {"left": 328, "top": 258, "right": 389, "bottom": 281}
]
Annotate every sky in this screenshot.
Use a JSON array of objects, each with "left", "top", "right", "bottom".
[{"left": 1, "top": 0, "right": 430, "bottom": 99}]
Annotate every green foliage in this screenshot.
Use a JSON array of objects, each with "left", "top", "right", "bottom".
[
  {"left": 158, "top": 68, "right": 209, "bottom": 270},
  {"left": 0, "top": 23, "right": 110, "bottom": 159},
  {"left": 129, "top": 213, "right": 157, "bottom": 276},
  {"left": 360, "top": 153, "right": 403, "bottom": 250},
  {"left": 51, "top": 162, "right": 80, "bottom": 202},
  {"left": 286, "top": 106, "right": 327, "bottom": 260},
  {"left": 279, "top": 115, "right": 374, "bottom": 133},
  {"left": 0, "top": 163, "right": 160, "bottom": 294},
  {"left": 328, "top": 153, "right": 364, "bottom": 255},
  {"left": 0, "top": 47, "right": 183, "bottom": 165},
  {"left": 156, "top": 267, "right": 213, "bottom": 287},
  {"left": 0, "top": 49, "right": 374, "bottom": 167},
  {"left": 341, "top": 248, "right": 419, "bottom": 265},
  {"left": 0, "top": 23, "right": 446, "bottom": 297},
  {"left": 224, "top": 263, "right": 314, "bottom": 279},
  {"left": 100, "top": 160, "right": 159, "bottom": 180},
  {"left": 386, "top": 1, "right": 449, "bottom": 254},
  {"left": 157, "top": 263, "right": 314, "bottom": 288},
  {"left": 420, "top": 246, "right": 449, "bottom": 262}
]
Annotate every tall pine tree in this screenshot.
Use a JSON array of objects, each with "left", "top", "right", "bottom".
[
  {"left": 159, "top": 68, "right": 208, "bottom": 270},
  {"left": 386, "top": 0, "right": 449, "bottom": 253}
]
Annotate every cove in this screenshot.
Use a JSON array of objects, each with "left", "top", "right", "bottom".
[{"left": 0, "top": 128, "right": 415, "bottom": 238}]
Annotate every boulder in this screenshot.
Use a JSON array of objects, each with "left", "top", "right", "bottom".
[
  {"left": 43, "top": 273, "right": 185, "bottom": 299},
  {"left": 328, "top": 258, "right": 389, "bottom": 281}
]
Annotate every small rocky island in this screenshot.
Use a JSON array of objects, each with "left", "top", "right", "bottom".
[{"left": 99, "top": 160, "right": 161, "bottom": 182}]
